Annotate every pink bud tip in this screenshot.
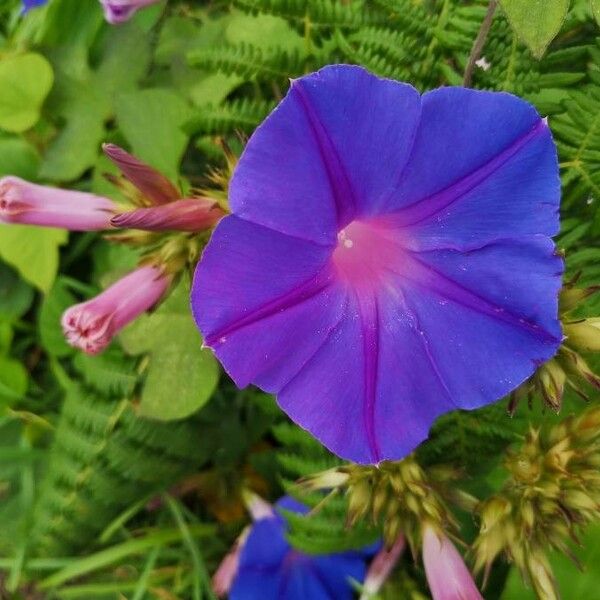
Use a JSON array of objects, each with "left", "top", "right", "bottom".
[
  {"left": 360, "top": 535, "right": 405, "bottom": 599},
  {"left": 102, "top": 143, "right": 180, "bottom": 205},
  {"left": 99, "top": 0, "right": 163, "bottom": 24},
  {"left": 111, "top": 198, "right": 225, "bottom": 232},
  {"left": 61, "top": 265, "right": 170, "bottom": 355},
  {"left": 0, "top": 176, "right": 116, "bottom": 231},
  {"left": 422, "top": 526, "right": 483, "bottom": 600},
  {"left": 212, "top": 530, "right": 249, "bottom": 597}
]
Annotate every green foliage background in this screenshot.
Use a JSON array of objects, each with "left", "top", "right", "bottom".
[{"left": 0, "top": 0, "right": 599, "bottom": 598}]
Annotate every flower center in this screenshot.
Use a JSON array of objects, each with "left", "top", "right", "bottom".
[{"left": 332, "top": 219, "right": 406, "bottom": 289}]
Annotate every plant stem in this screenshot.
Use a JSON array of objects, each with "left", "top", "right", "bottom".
[{"left": 463, "top": 0, "right": 498, "bottom": 87}]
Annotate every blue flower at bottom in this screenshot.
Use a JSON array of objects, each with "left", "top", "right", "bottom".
[
  {"left": 230, "top": 497, "right": 377, "bottom": 599},
  {"left": 22, "top": 0, "right": 47, "bottom": 12}
]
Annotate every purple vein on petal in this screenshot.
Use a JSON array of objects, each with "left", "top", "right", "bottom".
[
  {"left": 394, "top": 253, "right": 560, "bottom": 344},
  {"left": 292, "top": 81, "right": 358, "bottom": 226},
  {"left": 278, "top": 303, "right": 347, "bottom": 401},
  {"left": 204, "top": 269, "right": 335, "bottom": 348},
  {"left": 277, "top": 295, "right": 349, "bottom": 394},
  {"left": 390, "top": 119, "right": 548, "bottom": 227},
  {"left": 397, "top": 289, "right": 458, "bottom": 409},
  {"left": 357, "top": 291, "right": 382, "bottom": 463}
]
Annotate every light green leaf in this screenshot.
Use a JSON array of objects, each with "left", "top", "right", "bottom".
[
  {"left": 115, "top": 89, "right": 191, "bottom": 183},
  {"left": 0, "top": 53, "right": 53, "bottom": 133},
  {"left": 499, "top": 0, "right": 571, "bottom": 59},
  {"left": 0, "top": 138, "right": 41, "bottom": 180},
  {"left": 592, "top": 0, "right": 600, "bottom": 26},
  {"left": 225, "top": 12, "right": 305, "bottom": 53},
  {"left": 121, "top": 284, "right": 219, "bottom": 421},
  {"left": 0, "top": 226, "right": 67, "bottom": 293}
]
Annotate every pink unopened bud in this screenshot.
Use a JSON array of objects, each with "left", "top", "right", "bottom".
[
  {"left": 0, "top": 176, "right": 116, "bottom": 231},
  {"left": 99, "top": 0, "right": 163, "bottom": 24},
  {"left": 61, "top": 265, "right": 170, "bottom": 355},
  {"left": 102, "top": 144, "right": 180, "bottom": 205},
  {"left": 422, "top": 525, "right": 483, "bottom": 600},
  {"left": 212, "top": 529, "right": 249, "bottom": 598},
  {"left": 111, "top": 199, "right": 225, "bottom": 232},
  {"left": 360, "top": 535, "right": 405, "bottom": 599}
]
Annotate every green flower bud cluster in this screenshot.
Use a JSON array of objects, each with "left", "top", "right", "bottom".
[
  {"left": 302, "top": 456, "right": 474, "bottom": 551},
  {"left": 473, "top": 406, "right": 600, "bottom": 600},
  {"left": 510, "top": 281, "right": 600, "bottom": 413}
]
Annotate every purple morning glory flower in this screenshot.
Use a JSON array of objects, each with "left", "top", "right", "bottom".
[
  {"left": 230, "top": 496, "right": 376, "bottom": 600},
  {"left": 192, "top": 65, "right": 563, "bottom": 464}
]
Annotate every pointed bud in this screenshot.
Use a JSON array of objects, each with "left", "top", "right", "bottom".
[
  {"left": 102, "top": 144, "right": 179, "bottom": 205},
  {"left": 422, "top": 525, "right": 483, "bottom": 600},
  {"left": 526, "top": 553, "right": 559, "bottom": 600},
  {"left": 558, "top": 348, "right": 600, "bottom": 390},
  {"left": 61, "top": 265, "right": 170, "bottom": 355},
  {"left": 537, "top": 360, "right": 566, "bottom": 411},
  {"left": 301, "top": 468, "right": 349, "bottom": 490},
  {"left": 559, "top": 285, "right": 600, "bottom": 313},
  {"left": 242, "top": 491, "right": 274, "bottom": 522},
  {"left": 99, "top": 0, "right": 162, "bottom": 24},
  {"left": 564, "top": 318, "right": 600, "bottom": 353},
  {"left": 111, "top": 198, "right": 225, "bottom": 232},
  {"left": 360, "top": 535, "right": 405, "bottom": 600},
  {"left": 0, "top": 176, "right": 116, "bottom": 231}
]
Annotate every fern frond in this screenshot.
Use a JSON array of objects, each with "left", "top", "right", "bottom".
[
  {"left": 189, "top": 44, "right": 307, "bottom": 81},
  {"left": 186, "top": 98, "right": 275, "bottom": 135},
  {"left": 553, "top": 85, "right": 600, "bottom": 211},
  {"left": 233, "top": 0, "right": 381, "bottom": 29},
  {"left": 73, "top": 349, "right": 137, "bottom": 397},
  {"left": 31, "top": 384, "right": 209, "bottom": 556}
]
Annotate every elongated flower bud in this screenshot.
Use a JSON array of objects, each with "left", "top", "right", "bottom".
[
  {"left": 99, "top": 0, "right": 163, "bottom": 25},
  {"left": 422, "top": 525, "right": 483, "bottom": 600},
  {"left": 61, "top": 265, "right": 170, "bottom": 355},
  {"left": 360, "top": 535, "right": 405, "bottom": 600},
  {"left": 111, "top": 199, "right": 225, "bottom": 232},
  {"left": 0, "top": 176, "right": 116, "bottom": 231},
  {"left": 102, "top": 144, "right": 180, "bottom": 205}
]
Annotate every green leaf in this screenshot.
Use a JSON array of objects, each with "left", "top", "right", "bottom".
[
  {"left": 499, "top": 0, "right": 571, "bottom": 59},
  {"left": 0, "top": 53, "right": 53, "bottom": 133},
  {"left": 0, "top": 226, "right": 67, "bottom": 293},
  {"left": 40, "top": 23, "right": 151, "bottom": 181},
  {"left": 0, "top": 356, "right": 28, "bottom": 404},
  {"left": 0, "top": 137, "right": 41, "bottom": 180},
  {"left": 121, "top": 284, "right": 219, "bottom": 420},
  {"left": 592, "top": 0, "right": 600, "bottom": 26},
  {"left": 38, "top": 278, "right": 76, "bottom": 357},
  {"left": 0, "top": 262, "right": 34, "bottom": 321},
  {"left": 115, "top": 88, "right": 191, "bottom": 183}
]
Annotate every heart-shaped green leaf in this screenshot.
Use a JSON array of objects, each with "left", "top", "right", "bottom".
[
  {"left": 0, "top": 53, "right": 53, "bottom": 133},
  {"left": 499, "top": 0, "right": 570, "bottom": 59}
]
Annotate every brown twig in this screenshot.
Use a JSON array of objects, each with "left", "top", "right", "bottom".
[{"left": 463, "top": 0, "right": 498, "bottom": 87}]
